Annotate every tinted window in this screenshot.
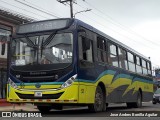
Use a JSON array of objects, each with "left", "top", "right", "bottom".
[
  {"left": 147, "top": 62, "right": 152, "bottom": 75},
  {"left": 118, "top": 47, "right": 128, "bottom": 70},
  {"left": 136, "top": 56, "right": 140, "bottom": 65},
  {"left": 109, "top": 44, "right": 117, "bottom": 55},
  {"left": 135, "top": 56, "right": 142, "bottom": 74},
  {"left": 108, "top": 43, "right": 118, "bottom": 67},
  {"left": 127, "top": 52, "right": 135, "bottom": 72},
  {"left": 142, "top": 59, "right": 146, "bottom": 68},
  {"left": 155, "top": 89, "right": 160, "bottom": 94},
  {"left": 97, "top": 37, "right": 106, "bottom": 50},
  {"left": 136, "top": 65, "right": 142, "bottom": 74},
  {"left": 97, "top": 37, "right": 107, "bottom": 63},
  {"left": 128, "top": 52, "right": 134, "bottom": 62},
  {"left": 79, "top": 36, "right": 93, "bottom": 62},
  {"left": 147, "top": 62, "right": 151, "bottom": 70},
  {"left": 128, "top": 62, "right": 136, "bottom": 72}
]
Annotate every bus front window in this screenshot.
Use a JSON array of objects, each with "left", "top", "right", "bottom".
[{"left": 11, "top": 33, "right": 73, "bottom": 66}]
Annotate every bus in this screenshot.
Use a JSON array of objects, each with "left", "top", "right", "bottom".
[{"left": 7, "top": 18, "right": 153, "bottom": 112}]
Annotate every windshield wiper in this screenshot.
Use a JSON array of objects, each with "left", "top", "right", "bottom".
[
  {"left": 42, "top": 31, "right": 57, "bottom": 47},
  {"left": 23, "top": 35, "right": 35, "bottom": 48},
  {"left": 41, "top": 37, "right": 44, "bottom": 58},
  {"left": 40, "top": 31, "right": 57, "bottom": 60}
]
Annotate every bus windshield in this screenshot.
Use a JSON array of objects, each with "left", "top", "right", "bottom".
[{"left": 11, "top": 33, "right": 73, "bottom": 66}]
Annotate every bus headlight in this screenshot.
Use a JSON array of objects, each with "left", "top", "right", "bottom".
[
  {"left": 61, "top": 74, "right": 77, "bottom": 88},
  {"left": 8, "top": 78, "right": 18, "bottom": 89}
]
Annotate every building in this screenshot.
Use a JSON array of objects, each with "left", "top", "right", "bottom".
[{"left": 0, "top": 7, "right": 35, "bottom": 101}]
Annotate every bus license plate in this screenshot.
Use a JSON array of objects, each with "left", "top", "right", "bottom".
[{"left": 34, "top": 92, "right": 42, "bottom": 97}]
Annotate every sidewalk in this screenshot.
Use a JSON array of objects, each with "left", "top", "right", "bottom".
[
  {"left": 0, "top": 104, "right": 38, "bottom": 111},
  {"left": 0, "top": 99, "right": 12, "bottom": 106}
]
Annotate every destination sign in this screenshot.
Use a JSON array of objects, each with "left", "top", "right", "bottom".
[{"left": 17, "top": 19, "right": 71, "bottom": 34}]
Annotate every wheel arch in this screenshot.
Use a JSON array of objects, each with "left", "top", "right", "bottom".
[
  {"left": 139, "top": 88, "right": 143, "bottom": 101},
  {"left": 97, "top": 82, "right": 106, "bottom": 99}
]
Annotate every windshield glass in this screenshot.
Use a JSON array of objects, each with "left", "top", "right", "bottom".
[
  {"left": 155, "top": 89, "right": 160, "bottom": 94},
  {"left": 11, "top": 33, "right": 73, "bottom": 66}
]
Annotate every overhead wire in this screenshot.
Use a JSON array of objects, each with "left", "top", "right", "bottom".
[
  {"left": 83, "top": 0, "right": 160, "bottom": 46},
  {"left": 14, "top": 0, "right": 60, "bottom": 18},
  {"left": 75, "top": 1, "right": 160, "bottom": 67},
  {"left": 80, "top": 1, "right": 160, "bottom": 67},
  {"left": 1, "top": 0, "right": 155, "bottom": 49},
  {"left": 73, "top": 1, "right": 160, "bottom": 68},
  {"left": 72, "top": 2, "right": 154, "bottom": 49},
  {"left": 21, "top": 0, "right": 63, "bottom": 18},
  {"left": 1, "top": 0, "right": 158, "bottom": 66},
  {"left": 76, "top": 12, "right": 159, "bottom": 67},
  {"left": 0, "top": 0, "right": 48, "bottom": 19},
  {"left": 83, "top": 13, "right": 154, "bottom": 49}
]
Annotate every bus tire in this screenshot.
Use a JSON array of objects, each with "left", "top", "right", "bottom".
[
  {"left": 37, "top": 106, "right": 52, "bottom": 113},
  {"left": 132, "top": 91, "right": 142, "bottom": 108},
  {"left": 88, "top": 86, "right": 105, "bottom": 112},
  {"left": 126, "top": 103, "right": 134, "bottom": 108},
  {"left": 152, "top": 101, "right": 156, "bottom": 104},
  {"left": 106, "top": 103, "right": 108, "bottom": 107}
]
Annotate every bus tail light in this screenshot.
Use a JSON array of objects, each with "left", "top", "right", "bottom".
[{"left": 61, "top": 74, "right": 77, "bottom": 88}]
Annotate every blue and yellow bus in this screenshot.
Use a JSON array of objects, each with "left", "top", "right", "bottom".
[{"left": 7, "top": 18, "right": 153, "bottom": 112}]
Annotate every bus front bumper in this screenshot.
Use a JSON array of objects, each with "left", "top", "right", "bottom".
[{"left": 7, "top": 83, "right": 79, "bottom": 104}]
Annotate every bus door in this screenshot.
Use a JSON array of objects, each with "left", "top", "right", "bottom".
[
  {"left": 0, "top": 68, "right": 7, "bottom": 99},
  {"left": 77, "top": 30, "right": 96, "bottom": 103}
]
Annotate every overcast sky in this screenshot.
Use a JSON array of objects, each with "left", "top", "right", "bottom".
[{"left": 0, "top": 0, "right": 160, "bottom": 68}]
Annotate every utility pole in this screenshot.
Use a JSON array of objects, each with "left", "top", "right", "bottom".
[{"left": 57, "top": 0, "right": 73, "bottom": 18}]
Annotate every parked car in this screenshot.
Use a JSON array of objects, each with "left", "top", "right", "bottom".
[{"left": 153, "top": 88, "right": 160, "bottom": 104}]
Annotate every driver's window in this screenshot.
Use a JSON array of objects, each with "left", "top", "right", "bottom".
[{"left": 79, "top": 36, "right": 93, "bottom": 62}]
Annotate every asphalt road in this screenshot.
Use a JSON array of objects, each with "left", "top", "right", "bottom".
[
  {"left": 1, "top": 102, "right": 160, "bottom": 120},
  {"left": 40, "top": 102, "right": 160, "bottom": 117}
]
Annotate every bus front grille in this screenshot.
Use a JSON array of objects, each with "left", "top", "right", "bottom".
[
  {"left": 20, "top": 75, "right": 56, "bottom": 82},
  {"left": 16, "top": 92, "right": 64, "bottom": 99}
]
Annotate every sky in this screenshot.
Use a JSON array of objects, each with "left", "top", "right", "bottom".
[{"left": 0, "top": 0, "right": 160, "bottom": 68}]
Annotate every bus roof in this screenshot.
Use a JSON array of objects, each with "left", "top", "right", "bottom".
[{"left": 73, "top": 18, "right": 150, "bottom": 61}]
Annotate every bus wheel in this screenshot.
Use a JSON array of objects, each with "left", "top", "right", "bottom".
[
  {"left": 152, "top": 101, "right": 156, "bottom": 104},
  {"left": 133, "top": 91, "right": 142, "bottom": 108},
  {"left": 106, "top": 103, "right": 108, "bottom": 107},
  {"left": 88, "top": 86, "right": 105, "bottom": 112},
  {"left": 126, "top": 103, "right": 134, "bottom": 108},
  {"left": 37, "top": 106, "right": 52, "bottom": 113}
]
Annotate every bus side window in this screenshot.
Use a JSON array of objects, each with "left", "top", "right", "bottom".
[
  {"left": 79, "top": 36, "right": 93, "bottom": 62},
  {"left": 136, "top": 56, "right": 142, "bottom": 74},
  {"left": 108, "top": 42, "right": 118, "bottom": 67},
  {"left": 118, "top": 47, "right": 128, "bottom": 70},
  {"left": 127, "top": 52, "right": 136, "bottom": 72},
  {"left": 147, "top": 62, "right": 152, "bottom": 75},
  {"left": 142, "top": 59, "right": 148, "bottom": 75},
  {"left": 97, "top": 37, "right": 107, "bottom": 63}
]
